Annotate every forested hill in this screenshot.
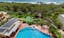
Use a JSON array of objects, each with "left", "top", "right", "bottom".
[
  {"left": 0, "top": 2, "right": 64, "bottom": 18},
  {"left": 0, "top": 2, "right": 64, "bottom": 25},
  {"left": 0, "top": 2, "right": 64, "bottom": 12}
]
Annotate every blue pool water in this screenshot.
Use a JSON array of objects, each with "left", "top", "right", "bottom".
[{"left": 16, "top": 27, "right": 51, "bottom": 38}]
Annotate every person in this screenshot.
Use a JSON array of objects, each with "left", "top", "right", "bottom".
[
  {"left": 42, "top": 25, "right": 49, "bottom": 30},
  {"left": 41, "top": 25, "right": 49, "bottom": 34}
]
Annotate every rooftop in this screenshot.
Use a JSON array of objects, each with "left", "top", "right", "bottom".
[{"left": 0, "top": 18, "right": 20, "bottom": 36}]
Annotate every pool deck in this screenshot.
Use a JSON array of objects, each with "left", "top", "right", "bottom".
[{"left": 12, "top": 22, "right": 53, "bottom": 38}]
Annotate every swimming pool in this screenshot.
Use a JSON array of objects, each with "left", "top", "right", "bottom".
[{"left": 16, "top": 27, "right": 51, "bottom": 38}]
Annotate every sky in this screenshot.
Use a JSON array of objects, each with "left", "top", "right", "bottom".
[{"left": 0, "top": 0, "right": 64, "bottom": 4}]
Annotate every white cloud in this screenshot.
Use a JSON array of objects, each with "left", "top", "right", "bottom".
[{"left": 44, "top": 2, "right": 60, "bottom": 4}]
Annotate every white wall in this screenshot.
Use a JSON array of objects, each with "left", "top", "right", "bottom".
[{"left": 58, "top": 14, "right": 64, "bottom": 30}]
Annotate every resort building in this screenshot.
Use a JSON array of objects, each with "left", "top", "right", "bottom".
[
  {"left": 0, "top": 18, "right": 21, "bottom": 38},
  {"left": 0, "top": 11, "right": 9, "bottom": 22},
  {"left": 58, "top": 14, "right": 64, "bottom": 38},
  {"left": 58, "top": 14, "right": 64, "bottom": 30}
]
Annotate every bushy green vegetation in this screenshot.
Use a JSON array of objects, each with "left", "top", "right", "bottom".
[
  {"left": 22, "top": 16, "right": 45, "bottom": 25},
  {"left": 50, "top": 24, "right": 62, "bottom": 38},
  {"left": 0, "top": 2, "right": 63, "bottom": 38},
  {"left": 0, "top": 19, "right": 8, "bottom": 26}
]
